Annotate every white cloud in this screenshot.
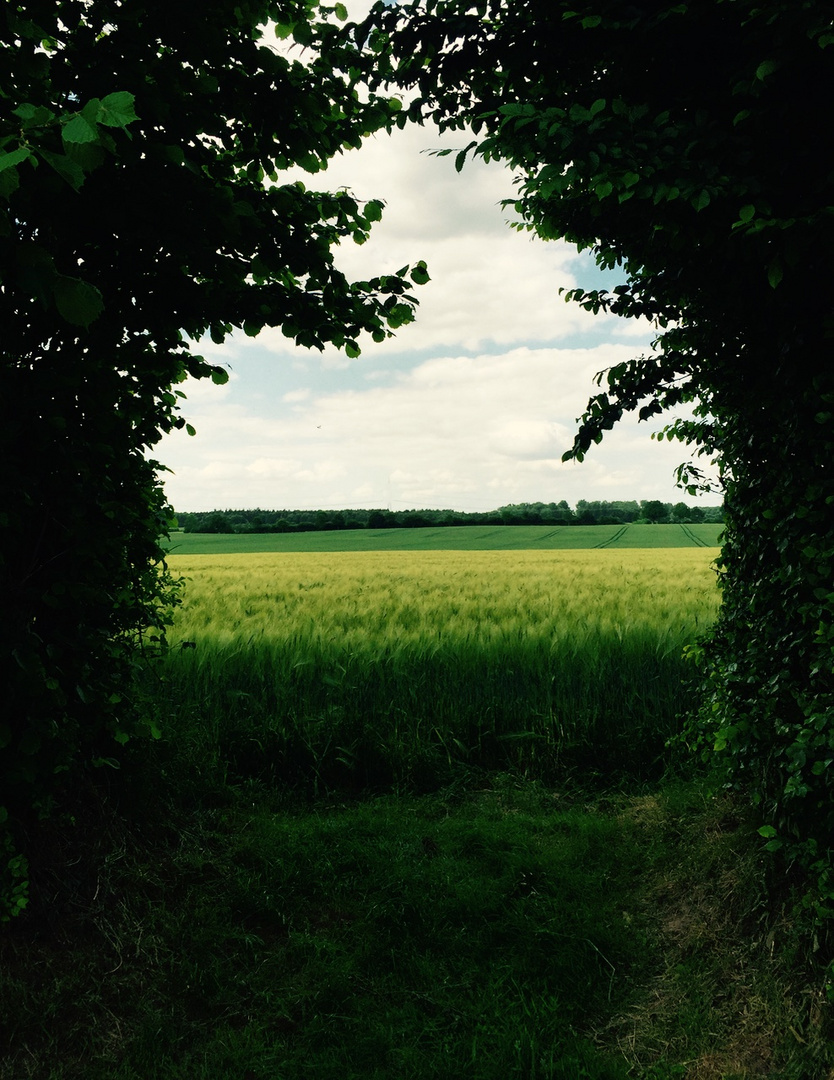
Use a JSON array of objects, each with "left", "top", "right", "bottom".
[
  {"left": 159, "top": 344, "right": 717, "bottom": 511},
  {"left": 156, "top": 82, "right": 711, "bottom": 512}
]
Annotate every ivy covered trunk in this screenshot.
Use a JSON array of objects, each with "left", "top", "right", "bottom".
[
  {"left": 0, "top": 347, "right": 180, "bottom": 823},
  {"left": 703, "top": 360, "right": 834, "bottom": 865}
]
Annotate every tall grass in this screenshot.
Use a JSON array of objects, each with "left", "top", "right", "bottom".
[{"left": 154, "top": 550, "right": 720, "bottom": 793}]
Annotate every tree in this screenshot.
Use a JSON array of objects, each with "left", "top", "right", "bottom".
[
  {"left": 641, "top": 500, "right": 669, "bottom": 525},
  {"left": 332, "top": 0, "right": 834, "bottom": 908},
  {"left": 0, "top": 0, "right": 423, "bottom": 912},
  {"left": 670, "top": 502, "right": 691, "bottom": 524}
]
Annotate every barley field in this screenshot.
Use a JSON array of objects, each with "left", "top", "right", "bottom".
[{"left": 158, "top": 548, "right": 721, "bottom": 790}]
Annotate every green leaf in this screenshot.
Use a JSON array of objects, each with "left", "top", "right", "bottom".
[
  {"left": 410, "top": 260, "right": 430, "bottom": 285},
  {"left": 334, "top": 3, "right": 348, "bottom": 20},
  {"left": 455, "top": 140, "right": 478, "bottom": 172},
  {"left": 97, "top": 91, "right": 138, "bottom": 129},
  {"left": 767, "top": 258, "right": 783, "bottom": 288},
  {"left": 758, "top": 825, "right": 778, "bottom": 838},
  {"left": 62, "top": 114, "right": 99, "bottom": 146},
  {"left": 12, "top": 103, "right": 54, "bottom": 128},
  {"left": 210, "top": 367, "right": 230, "bottom": 385},
  {"left": 292, "top": 19, "right": 314, "bottom": 46},
  {"left": 12, "top": 103, "right": 39, "bottom": 122},
  {"left": 81, "top": 98, "right": 102, "bottom": 125},
  {"left": 755, "top": 59, "right": 778, "bottom": 81},
  {"left": 345, "top": 341, "right": 361, "bottom": 358},
  {"left": 53, "top": 275, "right": 104, "bottom": 327},
  {"left": 185, "top": 423, "right": 197, "bottom": 437},
  {"left": 0, "top": 169, "right": 20, "bottom": 200},
  {"left": 0, "top": 146, "right": 33, "bottom": 173},
  {"left": 36, "top": 148, "right": 86, "bottom": 190}
]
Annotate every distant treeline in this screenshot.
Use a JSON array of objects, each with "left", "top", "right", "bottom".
[{"left": 175, "top": 500, "right": 724, "bottom": 534}]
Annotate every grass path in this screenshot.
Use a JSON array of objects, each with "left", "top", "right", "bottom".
[{"left": 1, "top": 776, "right": 826, "bottom": 1079}]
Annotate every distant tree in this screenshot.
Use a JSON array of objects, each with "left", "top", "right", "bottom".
[
  {"left": 203, "top": 513, "right": 234, "bottom": 534},
  {"left": 641, "top": 501, "right": 669, "bottom": 524},
  {"left": 670, "top": 502, "right": 689, "bottom": 523},
  {"left": 574, "top": 501, "right": 596, "bottom": 525}
]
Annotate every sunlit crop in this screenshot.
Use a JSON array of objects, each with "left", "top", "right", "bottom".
[
  {"left": 159, "top": 549, "right": 720, "bottom": 789},
  {"left": 166, "top": 549, "right": 718, "bottom": 647}
]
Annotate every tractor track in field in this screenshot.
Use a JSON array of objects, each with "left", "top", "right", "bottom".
[
  {"left": 594, "top": 525, "right": 630, "bottom": 548},
  {"left": 678, "top": 523, "right": 711, "bottom": 547}
]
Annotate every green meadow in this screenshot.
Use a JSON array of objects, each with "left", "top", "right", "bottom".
[
  {"left": 163, "top": 521, "right": 722, "bottom": 555},
  {"left": 4, "top": 530, "right": 829, "bottom": 1079}
]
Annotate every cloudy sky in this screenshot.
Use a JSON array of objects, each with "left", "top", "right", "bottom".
[{"left": 155, "top": 16, "right": 718, "bottom": 514}]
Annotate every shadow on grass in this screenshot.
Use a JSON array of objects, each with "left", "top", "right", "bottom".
[{"left": 2, "top": 766, "right": 831, "bottom": 1080}]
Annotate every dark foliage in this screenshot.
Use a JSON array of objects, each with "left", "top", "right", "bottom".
[
  {"left": 175, "top": 500, "right": 721, "bottom": 532},
  {"left": 330, "top": 0, "right": 834, "bottom": 930},
  {"left": 0, "top": 0, "right": 421, "bottom": 915}
]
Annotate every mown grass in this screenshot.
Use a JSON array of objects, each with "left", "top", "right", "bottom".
[
  {"left": 162, "top": 522, "right": 723, "bottom": 556},
  {"left": 3, "top": 543, "right": 831, "bottom": 1079}
]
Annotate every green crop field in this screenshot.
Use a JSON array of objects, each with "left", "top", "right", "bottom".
[
  {"left": 160, "top": 547, "right": 721, "bottom": 788},
  {"left": 162, "top": 521, "right": 723, "bottom": 555}
]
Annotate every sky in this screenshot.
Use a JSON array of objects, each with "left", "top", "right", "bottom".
[{"left": 154, "top": 13, "right": 719, "bottom": 514}]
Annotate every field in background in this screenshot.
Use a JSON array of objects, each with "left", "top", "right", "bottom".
[
  {"left": 159, "top": 548, "right": 721, "bottom": 789},
  {"left": 162, "top": 521, "right": 722, "bottom": 555}
]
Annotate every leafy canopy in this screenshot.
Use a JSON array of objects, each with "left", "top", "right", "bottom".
[{"left": 0, "top": 0, "right": 423, "bottom": 907}]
